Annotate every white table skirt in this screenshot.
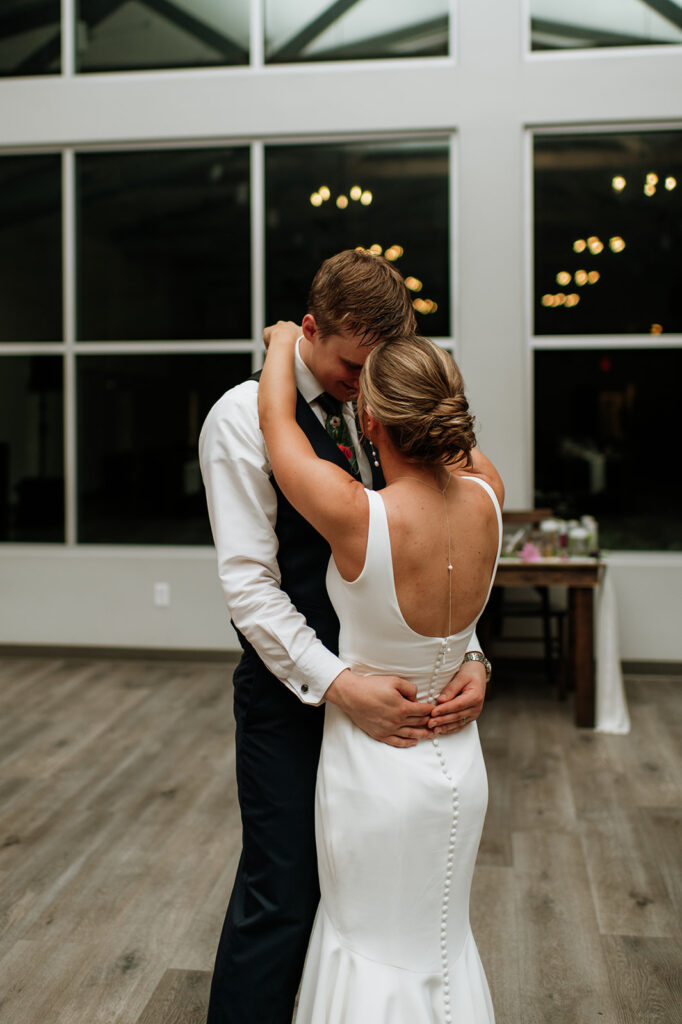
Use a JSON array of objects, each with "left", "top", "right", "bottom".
[{"left": 595, "top": 568, "right": 630, "bottom": 734}]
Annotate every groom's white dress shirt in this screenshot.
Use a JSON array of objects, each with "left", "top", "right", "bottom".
[
  {"left": 199, "top": 341, "right": 369, "bottom": 706},
  {"left": 200, "top": 339, "right": 481, "bottom": 708}
]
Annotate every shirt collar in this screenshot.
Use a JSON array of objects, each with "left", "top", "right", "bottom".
[{"left": 295, "top": 334, "right": 327, "bottom": 406}]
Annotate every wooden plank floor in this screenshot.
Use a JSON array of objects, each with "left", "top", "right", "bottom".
[{"left": 0, "top": 655, "right": 679, "bottom": 1024}]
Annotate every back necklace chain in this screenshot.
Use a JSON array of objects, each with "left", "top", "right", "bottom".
[{"left": 390, "top": 473, "right": 453, "bottom": 637}]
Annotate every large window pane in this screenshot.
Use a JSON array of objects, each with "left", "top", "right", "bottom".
[
  {"left": 534, "top": 131, "right": 682, "bottom": 336},
  {"left": 531, "top": 0, "right": 682, "bottom": 51},
  {"left": 0, "top": 155, "right": 62, "bottom": 342},
  {"left": 0, "top": 356, "right": 64, "bottom": 542},
  {"left": 534, "top": 349, "right": 682, "bottom": 551},
  {"left": 77, "top": 148, "right": 251, "bottom": 341},
  {"left": 266, "top": 139, "right": 450, "bottom": 336},
  {"left": 0, "top": 1, "right": 60, "bottom": 76},
  {"left": 77, "top": 353, "right": 252, "bottom": 543},
  {"left": 77, "top": 0, "right": 249, "bottom": 73},
  {"left": 265, "top": 0, "right": 448, "bottom": 63}
]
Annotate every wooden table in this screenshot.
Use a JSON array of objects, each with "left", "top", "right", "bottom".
[{"left": 492, "top": 558, "right": 603, "bottom": 727}]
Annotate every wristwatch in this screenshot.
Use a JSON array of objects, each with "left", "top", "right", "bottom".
[{"left": 463, "top": 651, "right": 492, "bottom": 684}]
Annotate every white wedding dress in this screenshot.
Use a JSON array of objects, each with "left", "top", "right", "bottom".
[{"left": 294, "top": 478, "right": 502, "bottom": 1024}]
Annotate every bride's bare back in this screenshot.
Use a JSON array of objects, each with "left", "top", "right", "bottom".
[{"left": 333, "top": 474, "right": 499, "bottom": 640}]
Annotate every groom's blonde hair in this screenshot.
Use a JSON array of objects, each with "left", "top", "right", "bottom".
[{"left": 308, "top": 249, "right": 416, "bottom": 346}]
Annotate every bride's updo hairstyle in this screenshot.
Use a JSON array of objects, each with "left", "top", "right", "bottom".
[{"left": 359, "top": 336, "right": 476, "bottom": 468}]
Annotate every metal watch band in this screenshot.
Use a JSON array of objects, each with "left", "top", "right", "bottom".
[{"left": 463, "top": 651, "right": 492, "bottom": 684}]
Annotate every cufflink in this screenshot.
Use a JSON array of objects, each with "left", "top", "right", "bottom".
[{"left": 301, "top": 683, "right": 309, "bottom": 694}]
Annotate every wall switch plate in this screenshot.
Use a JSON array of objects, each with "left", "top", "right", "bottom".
[{"left": 153, "top": 582, "right": 171, "bottom": 607}]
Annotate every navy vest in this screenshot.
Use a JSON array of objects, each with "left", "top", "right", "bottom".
[{"left": 235, "top": 377, "right": 384, "bottom": 661}]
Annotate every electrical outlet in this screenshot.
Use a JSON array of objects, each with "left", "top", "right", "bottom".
[{"left": 153, "top": 582, "right": 171, "bottom": 607}]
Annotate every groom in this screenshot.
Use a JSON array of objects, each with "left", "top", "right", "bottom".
[{"left": 199, "top": 249, "right": 491, "bottom": 1024}]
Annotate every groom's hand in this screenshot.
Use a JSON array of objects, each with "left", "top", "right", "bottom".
[
  {"left": 428, "top": 659, "right": 487, "bottom": 735},
  {"left": 325, "top": 669, "right": 435, "bottom": 748}
]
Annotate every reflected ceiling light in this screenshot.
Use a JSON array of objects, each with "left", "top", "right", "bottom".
[
  {"left": 665, "top": 176, "right": 677, "bottom": 191},
  {"left": 556, "top": 271, "right": 571, "bottom": 286},
  {"left": 413, "top": 298, "right": 438, "bottom": 314},
  {"left": 644, "top": 183, "right": 656, "bottom": 196},
  {"left": 611, "top": 176, "right": 626, "bottom": 192},
  {"left": 310, "top": 192, "right": 323, "bottom": 207},
  {"left": 541, "top": 294, "right": 553, "bottom": 307},
  {"left": 650, "top": 323, "right": 663, "bottom": 334},
  {"left": 555, "top": 293, "right": 566, "bottom": 306},
  {"left": 587, "top": 237, "right": 604, "bottom": 254},
  {"left": 405, "top": 276, "right": 423, "bottom": 292},
  {"left": 565, "top": 293, "right": 580, "bottom": 308},
  {"left": 369, "top": 243, "right": 383, "bottom": 255},
  {"left": 350, "top": 185, "right": 362, "bottom": 201},
  {"left": 646, "top": 172, "right": 659, "bottom": 185},
  {"left": 573, "top": 239, "right": 587, "bottom": 253},
  {"left": 574, "top": 270, "right": 588, "bottom": 286},
  {"left": 336, "top": 195, "right": 349, "bottom": 209},
  {"left": 587, "top": 271, "right": 600, "bottom": 284},
  {"left": 318, "top": 185, "right": 331, "bottom": 201},
  {"left": 360, "top": 190, "right": 373, "bottom": 206},
  {"left": 384, "top": 244, "right": 404, "bottom": 261},
  {"left": 609, "top": 236, "right": 626, "bottom": 253}
]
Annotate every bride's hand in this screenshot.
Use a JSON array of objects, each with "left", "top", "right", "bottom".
[
  {"left": 263, "top": 320, "right": 301, "bottom": 350},
  {"left": 428, "top": 659, "right": 487, "bottom": 734}
]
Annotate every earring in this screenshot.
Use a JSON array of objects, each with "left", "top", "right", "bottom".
[{"left": 370, "top": 442, "right": 380, "bottom": 468}]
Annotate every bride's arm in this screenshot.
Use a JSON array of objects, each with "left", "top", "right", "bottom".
[{"left": 258, "top": 321, "right": 366, "bottom": 547}]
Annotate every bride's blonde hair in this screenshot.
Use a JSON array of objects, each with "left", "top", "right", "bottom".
[{"left": 358, "top": 336, "right": 476, "bottom": 468}]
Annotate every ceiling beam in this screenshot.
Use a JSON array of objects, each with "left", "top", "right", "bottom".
[
  {"left": 639, "top": 0, "right": 682, "bottom": 31},
  {"left": 139, "top": 0, "right": 248, "bottom": 63},
  {"left": 531, "top": 16, "right": 670, "bottom": 48},
  {"left": 310, "top": 14, "right": 448, "bottom": 61},
  {"left": 268, "top": 0, "right": 364, "bottom": 63}
]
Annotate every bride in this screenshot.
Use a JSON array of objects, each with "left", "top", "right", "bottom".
[{"left": 258, "top": 324, "right": 504, "bottom": 1024}]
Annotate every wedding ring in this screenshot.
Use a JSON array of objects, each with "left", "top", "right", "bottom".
[{"left": 462, "top": 716, "right": 468, "bottom": 724}]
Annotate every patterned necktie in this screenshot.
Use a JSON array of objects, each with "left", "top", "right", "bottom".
[{"left": 317, "top": 393, "right": 360, "bottom": 477}]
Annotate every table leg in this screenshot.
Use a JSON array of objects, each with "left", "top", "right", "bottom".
[{"left": 569, "top": 587, "right": 595, "bottom": 727}]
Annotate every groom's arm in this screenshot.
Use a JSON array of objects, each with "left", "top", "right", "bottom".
[
  {"left": 199, "top": 381, "right": 433, "bottom": 746},
  {"left": 199, "top": 380, "right": 343, "bottom": 706}
]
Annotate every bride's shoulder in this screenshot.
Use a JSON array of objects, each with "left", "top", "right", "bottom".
[{"left": 452, "top": 451, "right": 504, "bottom": 508}]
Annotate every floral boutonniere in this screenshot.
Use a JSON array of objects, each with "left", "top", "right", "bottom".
[{"left": 337, "top": 444, "right": 353, "bottom": 462}]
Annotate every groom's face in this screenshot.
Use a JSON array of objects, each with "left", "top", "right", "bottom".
[{"left": 301, "top": 314, "right": 373, "bottom": 402}]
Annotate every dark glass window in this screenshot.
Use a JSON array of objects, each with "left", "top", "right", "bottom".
[
  {"left": 0, "top": 1, "right": 61, "bottom": 76},
  {"left": 0, "top": 155, "right": 62, "bottom": 342},
  {"left": 76, "top": 148, "right": 251, "bottom": 341},
  {"left": 265, "top": 0, "right": 449, "bottom": 63},
  {"left": 534, "top": 349, "right": 682, "bottom": 551},
  {"left": 265, "top": 139, "right": 450, "bottom": 336},
  {"left": 534, "top": 131, "right": 682, "bottom": 336},
  {"left": 531, "top": 1, "right": 682, "bottom": 51},
  {"left": 76, "top": 0, "right": 249, "bottom": 73},
  {"left": 77, "top": 352, "right": 252, "bottom": 544},
  {"left": 0, "top": 356, "right": 64, "bottom": 542}
]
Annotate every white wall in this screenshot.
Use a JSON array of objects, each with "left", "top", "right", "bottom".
[
  {"left": 1, "top": 547, "right": 680, "bottom": 661},
  {"left": 1, "top": 1, "right": 681, "bottom": 660},
  {"left": 0, "top": 546, "right": 235, "bottom": 651}
]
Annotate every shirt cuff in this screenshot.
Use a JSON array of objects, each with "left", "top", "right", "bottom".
[{"left": 286, "top": 647, "right": 349, "bottom": 706}]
